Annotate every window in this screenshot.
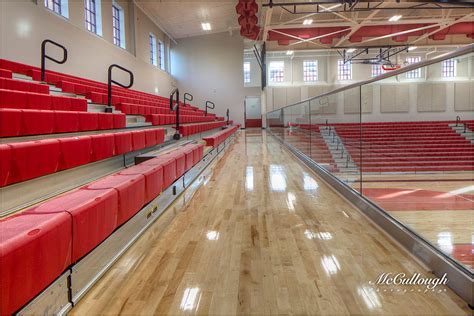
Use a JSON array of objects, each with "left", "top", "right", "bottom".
[
  {"left": 150, "top": 33, "right": 157, "bottom": 66},
  {"left": 371, "top": 64, "right": 386, "bottom": 77},
  {"left": 243, "top": 62, "right": 251, "bottom": 83},
  {"left": 269, "top": 61, "right": 284, "bottom": 83},
  {"left": 405, "top": 56, "right": 421, "bottom": 79},
  {"left": 303, "top": 60, "right": 318, "bottom": 82},
  {"left": 442, "top": 59, "right": 456, "bottom": 78},
  {"left": 84, "top": 0, "right": 97, "bottom": 33},
  {"left": 159, "top": 41, "right": 165, "bottom": 70},
  {"left": 337, "top": 60, "right": 352, "bottom": 80},
  {"left": 112, "top": 2, "right": 125, "bottom": 48},
  {"left": 44, "top": 0, "right": 69, "bottom": 18}
]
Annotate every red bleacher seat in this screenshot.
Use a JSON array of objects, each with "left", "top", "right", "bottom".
[
  {"left": 97, "top": 113, "right": 114, "bottom": 130},
  {"left": 78, "top": 112, "right": 99, "bottom": 131},
  {"left": 142, "top": 156, "right": 177, "bottom": 188},
  {"left": 0, "top": 144, "right": 12, "bottom": 186},
  {"left": 91, "top": 134, "right": 115, "bottom": 161},
  {"left": 183, "top": 147, "right": 194, "bottom": 171},
  {"left": 114, "top": 132, "right": 133, "bottom": 155},
  {"left": 0, "top": 108, "right": 21, "bottom": 137},
  {"left": 22, "top": 109, "right": 55, "bottom": 135},
  {"left": 119, "top": 164, "right": 163, "bottom": 203},
  {"left": 58, "top": 136, "right": 92, "bottom": 169},
  {"left": 131, "top": 130, "right": 146, "bottom": 151},
  {"left": 84, "top": 174, "right": 146, "bottom": 226},
  {"left": 0, "top": 78, "right": 49, "bottom": 94},
  {"left": 9, "top": 139, "right": 61, "bottom": 183},
  {"left": 0, "top": 68, "right": 12, "bottom": 78},
  {"left": 54, "top": 110, "right": 79, "bottom": 133},
  {"left": 144, "top": 129, "right": 157, "bottom": 148},
  {"left": 0, "top": 212, "right": 72, "bottom": 316},
  {"left": 0, "top": 89, "right": 87, "bottom": 111},
  {"left": 25, "top": 188, "right": 119, "bottom": 262},
  {"left": 203, "top": 125, "right": 239, "bottom": 147}
]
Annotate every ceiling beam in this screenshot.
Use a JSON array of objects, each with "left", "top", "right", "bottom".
[
  {"left": 358, "top": 24, "right": 441, "bottom": 44},
  {"left": 268, "top": 17, "right": 473, "bottom": 30},
  {"left": 289, "top": 27, "right": 352, "bottom": 46},
  {"left": 410, "top": 12, "right": 474, "bottom": 44},
  {"left": 334, "top": 9, "right": 381, "bottom": 47},
  {"left": 262, "top": 7, "right": 274, "bottom": 42},
  {"left": 269, "top": 29, "right": 330, "bottom": 48}
]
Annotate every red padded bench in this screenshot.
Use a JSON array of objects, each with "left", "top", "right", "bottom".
[
  {"left": 0, "top": 78, "right": 49, "bottom": 94},
  {"left": 0, "top": 89, "right": 87, "bottom": 111},
  {"left": 203, "top": 125, "right": 240, "bottom": 147},
  {"left": 0, "top": 109, "right": 126, "bottom": 137},
  {"left": 0, "top": 212, "right": 72, "bottom": 316},
  {"left": 0, "top": 68, "right": 12, "bottom": 78},
  {"left": 178, "top": 121, "right": 227, "bottom": 137},
  {"left": 0, "top": 142, "right": 205, "bottom": 314},
  {"left": 0, "top": 128, "right": 165, "bottom": 187}
]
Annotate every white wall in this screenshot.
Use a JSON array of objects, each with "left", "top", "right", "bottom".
[
  {"left": 171, "top": 32, "right": 260, "bottom": 126},
  {"left": 261, "top": 51, "right": 473, "bottom": 123},
  {"left": 0, "top": 0, "right": 175, "bottom": 97}
]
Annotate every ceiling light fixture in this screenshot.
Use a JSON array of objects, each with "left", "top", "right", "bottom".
[
  {"left": 303, "top": 19, "right": 313, "bottom": 25},
  {"left": 408, "top": 46, "right": 417, "bottom": 51},
  {"left": 286, "top": 50, "right": 294, "bottom": 55},
  {"left": 201, "top": 22, "right": 211, "bottom": 31},
  {"left": 389, "top": 15, "right": 402, "bottom": 22},
  {"left": 346, "top": 48, "right": 356, "bottom": 53}
]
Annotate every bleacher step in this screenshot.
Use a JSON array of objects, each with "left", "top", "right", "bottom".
[{"left": 126, "top": 122, "right": 153, "bottom": 128}]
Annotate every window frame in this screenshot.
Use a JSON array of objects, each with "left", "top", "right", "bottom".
[
  {"left": 243, "top": 62, "right": 251, "bottom": 83},
  {"left": 158, "top": 40, "right": 165, "bottom": 70},
  {"left": 112, "top": 1, "right": 125, "bottom": 49},
  {"left": 149, "top": 33, "right": 157, "bottom": 66},
  {"left": 269, "top": 61, "right": 285, "bottom": 83},
  {"left": 84, "top": 0, "right": 97, "bottom": 34},
  {"left": 44, "top": 0, "right": 69, "bottom": 18},
  {"left": 337, "top": 60, "right": 352, "bottom": 81},
  {"left": 303, "top": 60, "right": 318, "bottom": 82},
  {"left": 441, "top": 59, "right": 456, "bottom": 78},
  {"left": 405, "top": 56, "right": 422, "bottom": 79}
]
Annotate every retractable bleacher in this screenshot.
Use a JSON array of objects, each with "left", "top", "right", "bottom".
[{"left": 0, "top": 58, "right": 240, "bottom": 315}]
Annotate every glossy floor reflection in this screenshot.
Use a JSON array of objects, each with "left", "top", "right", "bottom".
[{"left": 69, "top": 130, "right": 470, "bottom": 315}]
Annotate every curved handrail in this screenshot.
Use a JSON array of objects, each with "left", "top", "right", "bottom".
[
  {"left": 456, "top": 115, "right": 461, "bottom": 127},
  {"left": 169, "top": 88, "right": 180, "bottom": 140},
  {"left": 41, "top": 39, "right": 68, "bottom": 82},
  {"left": 184, "top": 92, "right": 193, "bottom": 106},
  {"left": 107, "top": 64, "right": 134, "bottom": 109},
  {"left": 205, "top": 101, "right": 215, "bottom": 116},
  {"left": 268, "top": 44, "right": 474, "bottom": 113}
]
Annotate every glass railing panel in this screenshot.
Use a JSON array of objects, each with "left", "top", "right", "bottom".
[
  {"left": 284, "top": 101, "right": 311, "bottom": 156},
  {"left": 359, "top": 52, "right": 474, "bottom": 274},
  {"left": 308, "top": 87, "right": 362, "bottom": 190}
]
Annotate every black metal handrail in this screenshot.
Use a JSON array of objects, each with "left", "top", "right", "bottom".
[
  {"left": 456, "top": 115, "right": 461, "bottom": 126},
  {"left": 184, "top": 92, "right": 193, "bottom": 106},
  {"left": 107, "top": 64, "right": 134, "bottom": 110},
  {"left": 226, "top": 108, "right": 230, "bottom": 125},
  {"left": 41, "top": 39, "right": 68, "bottom": 82},
  {"left": 205, "top": 101, "right": 215, "bottom": 116},
  {"left": 170, "top": 88, "right": 180, "bottom": 140}
]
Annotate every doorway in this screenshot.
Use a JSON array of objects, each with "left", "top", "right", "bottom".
[{"left": 244, "top": 96, "right": 262, "bottom": 128}]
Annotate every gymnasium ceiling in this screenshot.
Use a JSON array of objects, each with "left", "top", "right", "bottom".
[{"left": 136, "top": 0, "right": 474, "bottom": 50}]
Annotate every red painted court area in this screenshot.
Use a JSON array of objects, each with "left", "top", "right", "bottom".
[{"left": 361, "top": 188, "right": 474, "bottom": 211}]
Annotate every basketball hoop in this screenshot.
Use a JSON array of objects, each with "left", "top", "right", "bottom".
[{"left": 382, "top": 64, "right": 401, "bottom": 71}]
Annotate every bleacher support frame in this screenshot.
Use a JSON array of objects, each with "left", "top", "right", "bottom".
[{"left": 16, "top": 130, "right": 240, "bottom": 315}]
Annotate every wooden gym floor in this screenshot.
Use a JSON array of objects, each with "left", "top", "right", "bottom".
[{"left": 69, "top": 130, "right": 471, "bottom": 315}]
